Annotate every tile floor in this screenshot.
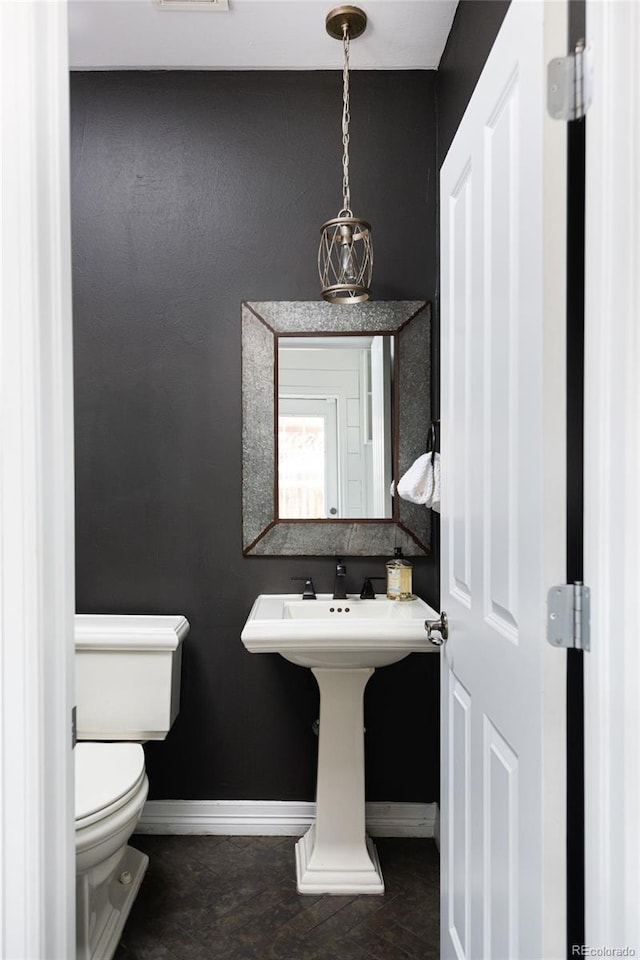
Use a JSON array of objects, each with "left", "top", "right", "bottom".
[{"left": 114, "top": 835, "right": 439, "bottom": 960}]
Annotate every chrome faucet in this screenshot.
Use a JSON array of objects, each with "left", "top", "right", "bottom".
[{"left": 332, "top": 560, "right": 347, "bottom": 600}]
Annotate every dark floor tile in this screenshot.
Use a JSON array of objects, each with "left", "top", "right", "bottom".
[
  {"left": 376, "top": 839, "right": 440, "bottom": 884},
  {"left": 227, "top": 835, "right": 268, "bottom": 848},
  {"left": 177, "top": 919, "right": 251, "bottom": 959},
  {"left": 348, "top": 912, "right": 437, "bottom": 960},
  {"left": 296, "top": 937, "right": 373, "bottom": 960},
  {"left": 188, "top": 838, "right": 264, "bottom": 878},
  {"left": 213, "top": 880, "right": 314, "bottom": 935},
  {"left": 115, "top": 931, "right": 180, "bottom": 960},
  {"left": 191, "top": 881, "right": 277, "bottom": 933},
  {"left": 236, "top": 931, "right": 373, "bottom": 960},
  {"left": 274, "top": 893, "right": 357, "bottom": 939},
  {"left": 373, "top": 889, "right": 440, "bottom": 942},
  {"left": 145, "top": 920, "right": 236, "bottom": 960},
  {"left": 115, "top": 836, "right": 438, "bottom": 960},
  {"left": 303, "top": 893, "right": 390, "bottom": 943}
]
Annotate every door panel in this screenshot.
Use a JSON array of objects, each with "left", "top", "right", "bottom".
[
  {"left": 440, "top": 2, "right": 568, "bottom": 957},
  {"left": 448, "top": 168, "right": 473, "bottom": 608},
  {"left": 449, "top": 676, "right": 471, "bottom": 959},
  {"left": 482, "top": 717, "right": 518, "bottom": 960}
]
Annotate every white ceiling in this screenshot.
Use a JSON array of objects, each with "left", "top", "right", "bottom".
[{"left": 68, "top": 0, "right": 459, "bottom": 71}]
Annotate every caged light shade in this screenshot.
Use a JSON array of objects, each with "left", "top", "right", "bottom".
[
  {"left": 318, "top": 6, "right": 373, "bottom": 304},
  {"left": 318, "top": 214, "right": 373, "bottom": 304}
]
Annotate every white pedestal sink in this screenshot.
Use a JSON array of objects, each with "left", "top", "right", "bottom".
[{"left": 241, "top": 593, "right": 439, "bottom": 895}]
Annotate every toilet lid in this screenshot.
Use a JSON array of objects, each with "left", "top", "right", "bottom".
[{"left": 75, "top": 742, "right": 146, "bottom": 824}]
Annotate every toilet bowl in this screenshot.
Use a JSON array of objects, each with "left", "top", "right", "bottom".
[
  {"left": 74, "top": 614, "right": 189, "bottom": 960},
  {"left": 75, "top": 743, "right": 150, "bottom": 960}
]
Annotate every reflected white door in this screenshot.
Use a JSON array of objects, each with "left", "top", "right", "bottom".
[{"left": 440, "top": 1, "right": 568, "bottom": 957}]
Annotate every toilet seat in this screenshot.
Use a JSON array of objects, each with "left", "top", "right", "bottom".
[{"left": 75, "top": 742, "right": 146, "bottom": 828}]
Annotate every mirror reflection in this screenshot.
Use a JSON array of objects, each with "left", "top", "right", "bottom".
[{"left": 277, "top": 336, "right": 393, "bottom": 520}]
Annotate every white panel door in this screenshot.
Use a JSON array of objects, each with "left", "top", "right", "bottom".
[{"left": 440, "top": 2, "right": 568, "bottom": 958}]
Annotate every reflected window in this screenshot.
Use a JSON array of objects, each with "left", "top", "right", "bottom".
[
  {"left": 278, "top": 416, "right": 325, "bottom": 518},
  {"left": 278, "top": 398, "right": 339, "bottom": 519}
]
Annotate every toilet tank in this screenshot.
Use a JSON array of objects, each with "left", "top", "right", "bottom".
[{"left": 75, "top": 614, "right": 189, "bottom": 741}]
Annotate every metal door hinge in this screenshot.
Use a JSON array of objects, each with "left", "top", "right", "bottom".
[
  {"left": 547, "top": 40, "right": 593, "bottom": 121},
  {"left": 547, "top": 582, "right": 590, "bottom": 651},
  {"left": 72, "top": 705, "right": 77, "bottom": 749}
]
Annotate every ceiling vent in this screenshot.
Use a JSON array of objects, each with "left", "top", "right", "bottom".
[{"left": 154, "top": 0, "right": 230, "bottom": 10}]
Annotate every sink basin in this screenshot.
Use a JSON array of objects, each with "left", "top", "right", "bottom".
[
  {"left": 241, "top": 593, "right": 439, "bottom": 668},
  {"left": 241, "top": 590, "right": 440, "bottom": 896}
]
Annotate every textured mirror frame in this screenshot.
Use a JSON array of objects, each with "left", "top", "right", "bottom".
[{"left": 242, "top": 300, "right": 431, "bottom": 556}]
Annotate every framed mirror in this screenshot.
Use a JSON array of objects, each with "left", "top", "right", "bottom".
[{"left": 242, "top": 300, "right": 431, "bottom": 556}]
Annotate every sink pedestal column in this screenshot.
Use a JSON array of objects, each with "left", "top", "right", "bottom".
[{"left": 295, "top": 666, "right": 384, "bottom": 895}]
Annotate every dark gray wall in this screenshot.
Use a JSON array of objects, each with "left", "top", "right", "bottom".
[
  {"left": 71, "top": 71, "right": 440, "bottom": 801},
  {"left": 436, "top": 1, "right": 511, "bottom": 168}
]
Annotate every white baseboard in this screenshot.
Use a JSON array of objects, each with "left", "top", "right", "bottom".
[{"left": 137, "top": 800, "right": 439, "bottom": 839}]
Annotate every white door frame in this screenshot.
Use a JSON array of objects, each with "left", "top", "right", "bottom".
[
  {"left": 0, "top": 2, "right": 75, "bottom": 956},
  {"left": 584, "top": 1, "right": 640, "bottom": 953}
]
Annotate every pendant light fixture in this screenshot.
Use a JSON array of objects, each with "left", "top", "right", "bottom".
[{"left": 318, "top": 5, "right": 373, "bottom": 304}]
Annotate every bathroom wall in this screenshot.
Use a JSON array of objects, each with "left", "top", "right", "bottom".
[
  {"left": 70, "top": 71, "right": 440, "bottom": 802},
  {"left": 436, "top": 0, "right": 511, "bottom": 167}
]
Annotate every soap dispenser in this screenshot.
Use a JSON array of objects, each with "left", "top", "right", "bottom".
[{"left": 386, "top": 547, "right": 415, "bottom": 601}]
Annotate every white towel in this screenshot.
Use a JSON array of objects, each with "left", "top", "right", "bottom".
[
  {"left": 395, "top": 451, "right": 441, "bottom": 509},
  {"left": 430, "top": 452, "right": 441, "bottom": 512}
]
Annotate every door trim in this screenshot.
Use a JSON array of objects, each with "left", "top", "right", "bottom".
[
  {"left": 584, "top": 0, "right": 640, "bottom": 951},
  {"left": 0, "top": 2, "right": 75, "bottom": 954}
]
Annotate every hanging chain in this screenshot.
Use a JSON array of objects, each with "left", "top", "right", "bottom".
[{"left": 341, "top": 23, "right": 352, "bottom": 216}]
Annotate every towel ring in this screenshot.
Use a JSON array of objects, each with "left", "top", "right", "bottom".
[{"left": 427, "top": 421, "right": 437, "bottom": 455}]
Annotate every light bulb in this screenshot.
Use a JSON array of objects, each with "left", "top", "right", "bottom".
[{"left": 338, "top": 224, "right": 357, "bottom": 283}]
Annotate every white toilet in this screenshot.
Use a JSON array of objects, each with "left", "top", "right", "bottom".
[{"left": 74, "top": 614, "right": 189, "bottom": 960}]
